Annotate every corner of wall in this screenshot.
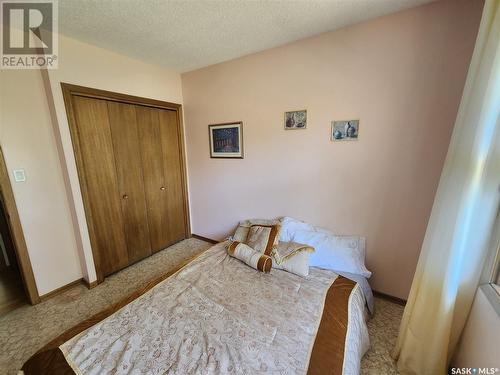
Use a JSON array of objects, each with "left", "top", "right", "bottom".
[{"left": 40, "top": 69, "right": 97, "bottom": 283}]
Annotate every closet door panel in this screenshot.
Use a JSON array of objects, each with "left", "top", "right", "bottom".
[
  {"left": 158, "top": 109, "right": 187, "bottom": 243},
  {"left": 135, "top": 106, "right": 169, "bottom": 252},
  {"left": 107, "top": 101, "right": 152, "bottom": 263},
  {"left": 72, "top": 96, "right": 128, "bottom": 276}
]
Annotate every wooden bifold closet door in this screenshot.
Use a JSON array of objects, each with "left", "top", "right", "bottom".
[
  {"left": 107, "top": 102, "right": 152, "bottom": 263},
  {"left": 64, "top": 85, "right": 189, "bottom": 280},
  {"left": 136, "top": 107, "right": 186, "bottom": 253}
]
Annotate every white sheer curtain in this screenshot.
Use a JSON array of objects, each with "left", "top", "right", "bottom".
[{"left": 392, "top": 1, "right": 500, "bottom": 374}]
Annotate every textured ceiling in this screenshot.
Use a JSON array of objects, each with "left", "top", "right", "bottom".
[{"left": 59, "top": 0, "right": 434, "bottom": 73}]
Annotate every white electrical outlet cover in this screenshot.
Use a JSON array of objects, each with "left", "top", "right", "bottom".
[{"left": 13, "top": 169, "right": 26, "bottom": 182}]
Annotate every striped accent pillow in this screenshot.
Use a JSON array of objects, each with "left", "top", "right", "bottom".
[
  {"left": 231, "top": 219, "right": 280, "bottom": 242},
  {"left": 245, "top": 224, "right": 281, "bottom": 256},
  {"left": 227, "top": 241, "right": 272, "bottom": 273}
]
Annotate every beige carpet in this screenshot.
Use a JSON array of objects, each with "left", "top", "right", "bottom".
[
  {"left": 362, "top": 298, "right": 404, "bottom": 374},
  {"left": 0, "top": 238, "right": 404, "bottom": 374}
]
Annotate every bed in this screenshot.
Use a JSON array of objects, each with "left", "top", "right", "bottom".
[{"left": 22, "top": 241, "right": 370, "bottom": 375}]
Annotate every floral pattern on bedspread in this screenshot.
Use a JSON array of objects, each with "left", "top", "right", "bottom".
[{"left": 60, "top": 242, "right": 339, "bottom": 375}]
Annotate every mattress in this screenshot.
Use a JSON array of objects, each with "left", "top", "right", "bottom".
[{"left": 22, "top": 241, "right": 370, "bottom": 374}]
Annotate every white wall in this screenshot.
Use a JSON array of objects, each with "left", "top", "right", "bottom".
[
  {"left": 0, "top": 69, "right": 82, "bottom": 295},
  {"left": 0, "top": 34, "right": 184, "bottom": 295},
  {"left": 452, "top": 286, "right": 500, "bottom": 369}
]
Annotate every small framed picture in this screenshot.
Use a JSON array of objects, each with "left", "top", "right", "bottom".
[
  {"left": 208, "top": 122, "right": 243, "bottom": 158},
  {"left": 331, "top": 120, "right": 359, "bottom": 141},
  {"left": 284, "top": 110, "right": 307, "bottom": 130}
]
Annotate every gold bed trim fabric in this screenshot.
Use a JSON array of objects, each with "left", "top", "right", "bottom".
[
  {"left": 306, "top": 276, "right": 357, "bottom": 375},
  {"left": 227, "top": 240, "right": 239, "bottom": 255},
  {"left": 256, "top": 254, "right": 272, "bottom": 273}
]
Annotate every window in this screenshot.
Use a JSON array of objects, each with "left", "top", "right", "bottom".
[
  {"left": 481, "top": 210, "right": 500, "bottom": 296},
  {"left": 492, "top": 239, "right": 499, "bottom": 292},
  {"left": 482, "top": 208, "right": 500, "bottom": 302}
]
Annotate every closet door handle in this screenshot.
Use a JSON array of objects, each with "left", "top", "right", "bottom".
[
  {"left": 160, "top": 187, "right": 166, "bottom": 191},
  {"left": 122, "top": 194, "right": 129, "bottom": 200}
]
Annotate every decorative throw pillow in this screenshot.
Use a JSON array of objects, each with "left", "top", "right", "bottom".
[
  {"left": 272, "top": 241, "right": 314, "bottom": 277},
  {"left": 231, "top": 218, "right": 280, "bottom": 242},
  {"left": 227, "top": 241, "right": 272, "bottom": 273},
  {"left": 232, "top": 225, "right": 250, "bottom": 242},
  {"left": 245, "top": 224, "right": 281, "bottom": 256}
]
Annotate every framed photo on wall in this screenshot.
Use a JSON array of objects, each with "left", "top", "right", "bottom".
[
  {"left": 331, "top": 120, "right": 359, "bottom": 141},
  {"left": 284, "top": 110, "right": 307, "bottom": 130},
  {"left": 208, "top": 122, "right": 244, "bottom": 158}
]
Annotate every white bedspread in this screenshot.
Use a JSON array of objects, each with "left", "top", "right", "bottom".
[{"left": 60, "top": 242, "right": 369, "bottom": 374}]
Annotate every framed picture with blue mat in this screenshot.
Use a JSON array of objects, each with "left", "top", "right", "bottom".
[{"left": 209, "top": 122, "right": 243, "bottom": 158}]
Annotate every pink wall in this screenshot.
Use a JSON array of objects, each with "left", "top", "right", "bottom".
[{"left": 181, "top": 0, "right": 483, "bottom": 299}]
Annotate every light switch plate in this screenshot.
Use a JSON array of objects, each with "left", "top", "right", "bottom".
[{"left": 13, "top": 169, "right": 26, "bottom": 183}]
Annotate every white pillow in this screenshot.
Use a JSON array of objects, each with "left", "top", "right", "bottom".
[
  {"left": 292, "top": 230, "right": 371, "bottom": 278},
  {"left": 279, "top": 217, "right": 316, "bottom": 242}
]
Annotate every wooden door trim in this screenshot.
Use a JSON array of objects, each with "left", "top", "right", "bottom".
[
  {"left": 61, "top": 83, "right": 182, "bottom": 111},
  {"left": 61, "top": 83, "right": 191, "bottom": 281},
  {"left": 176, "top": 108, "right": 191, "bottom": 237},
  {"left": 0, "top": 147, "right": 40, "bottom": 304},
  {"left": 62, "top": 87, "right": 106, "bottom": 282}
]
